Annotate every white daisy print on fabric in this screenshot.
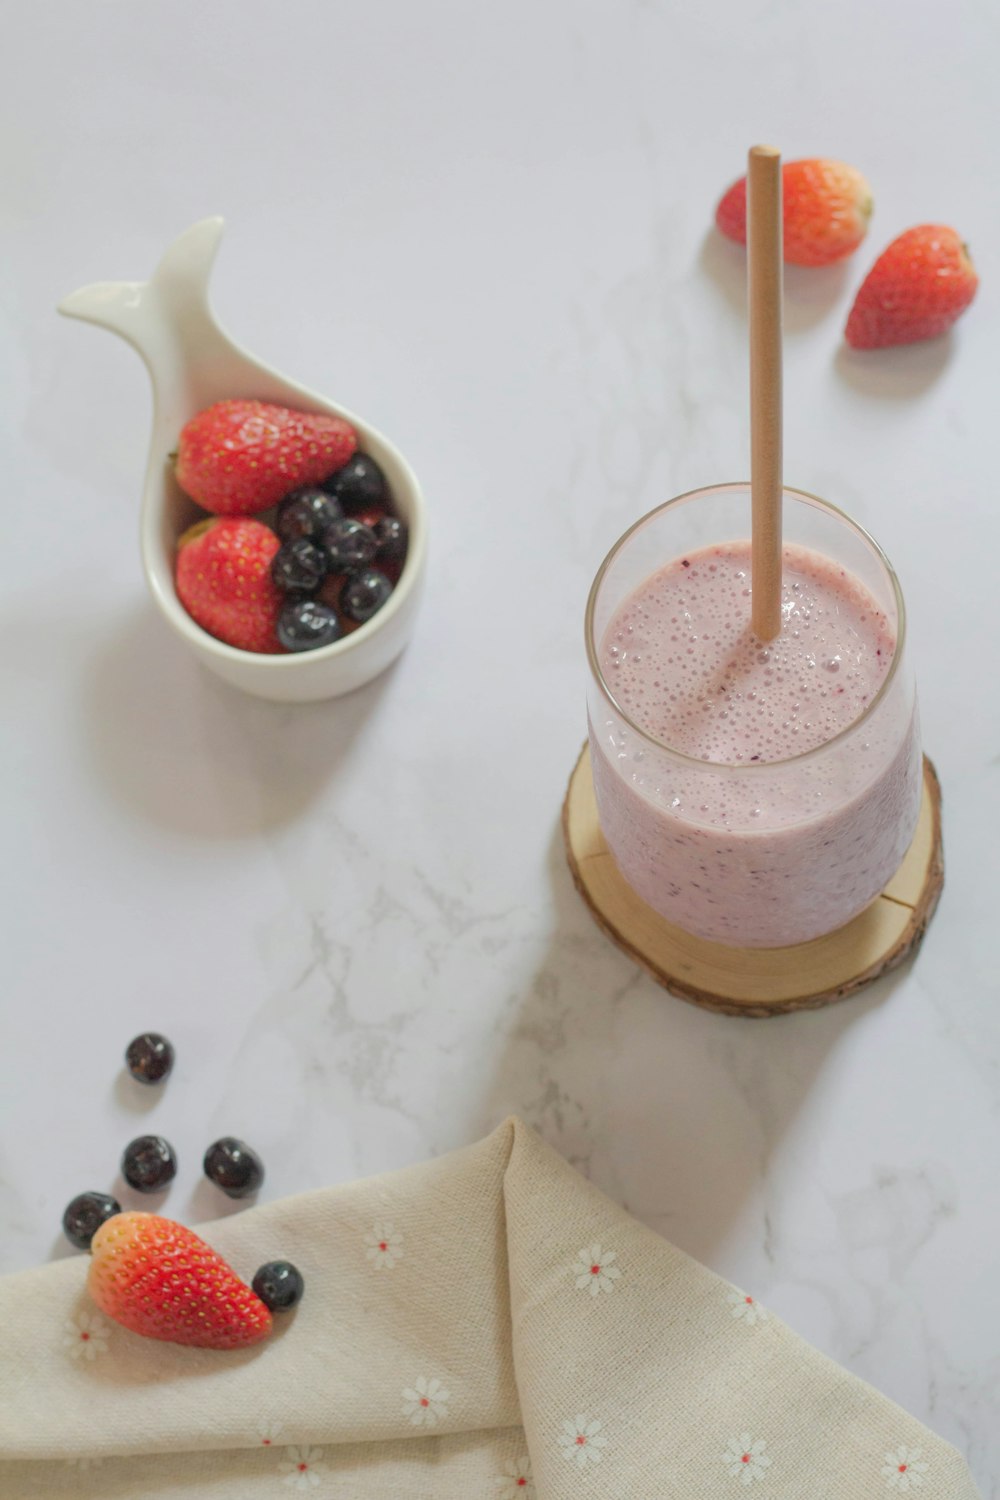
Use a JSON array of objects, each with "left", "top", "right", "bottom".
[
  {"left": 882, "top": 1447, "right": 929, "bottom": 1491},
  {"left": 402, "top": 1375, "right": 450, "bottom": 1427},
  {"left": 365, "top": 1220, "right": 404, "bottom": 1269},
  {"left": 257, "top": 1420, "right": 285, "bottom": 1447},
  {"left": 722, "top": 1434, "right": 772, "bottom": 1485},
  {"left": 727, "top": 1288, "right": 769, "bottom": 1327},
  {"left": 278, "top": 1445, "right": 328, "bottom": 1490},
  {"left": 63, "top": 1311, "right": 110, "bottom": 1360},
  {"left": 572, "top": 1244, "right": 622, "bottom": 1296},
  {"left": 559, "top": 1414, "right": 608, "bottom": 1468},
  {"left": 494, "top": 1452, "right": 534, "bottom": 1496}
]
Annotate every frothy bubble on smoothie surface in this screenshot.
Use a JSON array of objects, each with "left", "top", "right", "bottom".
[{"left": 600, "top": 540, "right": 894, "bottom": 764}]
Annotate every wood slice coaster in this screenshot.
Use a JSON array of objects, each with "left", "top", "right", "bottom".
[{"left": 562, "top": 745, "right": 943, "bottom": 1019}]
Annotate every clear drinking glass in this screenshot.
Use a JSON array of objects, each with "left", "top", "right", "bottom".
[{"left": 585, "top": 483, "right": 922, "bottom": 948}]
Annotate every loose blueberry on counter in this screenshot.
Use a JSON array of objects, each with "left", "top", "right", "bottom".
[
  {"left": 275, "top": 487, "right": 343, "bottom": 542},
  {"left": 271, "top": 537, "right": 329, "bottom": 594},
  {"left": 252, "top": 1260, "right": 304, "bottom": 1312},
  {"left": 323, "top": 452, "right": 388, "bottom": 511},
  {"left": 62, "top": 1191, "right": 121, "bottom": 1251},
  {"left": 122, "top": 1135, "right": 177, "bottom": 1193},
  {"left": 341, "top": 568, "right": 393, "bottom": 624},
  {"left": 125, "top": 1032, "right": 175, "bottom": 1085},
  {"left": 374, "top": 514, "right": 407, "bottom": 565},
  {"left": 277, "top": 598, "right": 343, "bottom": 652},
  {"left": 321, "top": 516, "right": 378, "bottom": 573},
  {"left": 203, "top": 1137, "right": 265, "bottom": 1199}
]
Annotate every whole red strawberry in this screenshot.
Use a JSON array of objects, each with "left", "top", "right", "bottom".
[
  {"left": 845, "top": 225, "right": 978, "bottom": 349},
  {"left": 175, "top": 516, "right": 283, "bottom": 653},
  {"left": 88, "top": 1212, "right": 272, "bottom": 1349},
  {"left": 176, "top": 400, "right": 357, "bottom": 515},
  {"left": 716, "top": 158, "right": 872, "bottom": 266}
]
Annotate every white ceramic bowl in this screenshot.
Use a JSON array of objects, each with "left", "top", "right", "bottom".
[{"left": 59, "top": 218, "right": 426, "bottom": 702}]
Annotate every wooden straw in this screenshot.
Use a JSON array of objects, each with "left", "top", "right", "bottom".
[{"left": 747, "top": 144, "right": 783, "bottom": 641}]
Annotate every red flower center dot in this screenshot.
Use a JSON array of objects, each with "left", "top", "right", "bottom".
[
  {"left": 80, "top": 1332, "right": 90, "bottom": 1341},
  {"left": 745, "top": 1296, "right": 753, "bottom": 1304},
  {"left": 261, "top": 1439, "right": 271, "bottom": 1446},
  {"left": 591, "top": 1265, "right": 601, "bottom": 1275},
  {"left": 298, "top": 1463, "right": 308, "bottom": 1472},
  {"left": 379, "top": 1242, "right": 388, "bottom": 1251},
  {"left": 517, "top": 1479, "right": 527, "bottom": 1487},
  {"left": 576, "top": 1435, "right": 587, "bottom": 1446},
  {"left": 899, "top": 1465, "right": 908, "bottom": 1473},
  {"left": 742, "top": 1454, "right": 751, "bottom": 1464},
  {"left": 420, "top": 1398, "right": 429, "bottom": 1407}
]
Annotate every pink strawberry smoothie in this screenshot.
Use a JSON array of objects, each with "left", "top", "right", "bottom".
[{"left": 589, "top": 539, "right": 921, "bottom": 946}]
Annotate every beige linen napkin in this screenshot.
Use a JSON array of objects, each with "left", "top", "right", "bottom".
[{"left": 0, "top": 1118, "right": 979, "bottom": 1498}]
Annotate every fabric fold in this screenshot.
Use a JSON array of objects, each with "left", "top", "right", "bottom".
[{"left": 0, "top": 1118, "right": 980, "bottom": 1498}]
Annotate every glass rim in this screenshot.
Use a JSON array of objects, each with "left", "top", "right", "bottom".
[{"left": 584, "top": 482, "right": 908, "bottom": 771}]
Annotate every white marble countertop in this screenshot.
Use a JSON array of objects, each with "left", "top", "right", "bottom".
[{"left": 2, "top": 2, "right": 998, "bottom": 1492}]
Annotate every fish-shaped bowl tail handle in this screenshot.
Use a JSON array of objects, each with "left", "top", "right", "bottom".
[
  {"left": 57, "top": 217, "right": 243, "bottom": 410},
  {"left": 59, "top": 217, "right": 351, "bottom": 439}
]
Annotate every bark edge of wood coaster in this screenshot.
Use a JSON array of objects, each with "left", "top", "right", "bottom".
[{"left": 562, "top": 745, "right": 943, "bottom": 1019}]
